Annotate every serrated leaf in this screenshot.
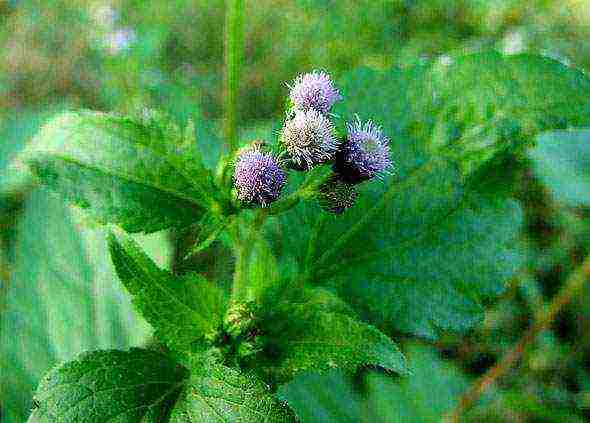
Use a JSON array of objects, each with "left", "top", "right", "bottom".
[
  {"left": 169, "top": 361, "right": 296, "bottom": 422},
  {"left": 108, "top": 232, "right": 228, "bottom": 355},
  {"left": 266, "top": 160, "right": 524, "bottom": 338},
  {"left": 255, "top": 288, "right": 407, "bottom": 384},
  {"left": 529, "top": 129, "right": 590, "bottom": 207},
  {"left": 28, "top": 348, "right": 188, "bottom": 422},
  {"left": 20, "top": 111, "right": 223, "bottom": 233},
  {"left": 1, "top": 189, "right": 151, "bottom": 422},
  {"left": 264, "top": 61, "right": 528, "bottom": 339},
  {"left": 427, "top": 52, "right": 590, "bottom": 173}
]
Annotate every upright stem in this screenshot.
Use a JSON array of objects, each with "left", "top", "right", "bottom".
[
  {"left": 446, "top": 254, "right": 590, "bottom": 422},
  {"left": 224, "top": 0, "right": 244, "bottom": 155}
]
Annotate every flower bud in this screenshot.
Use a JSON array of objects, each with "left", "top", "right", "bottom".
[
  {"left": 288, "top": 70, "right": 342, "bottom": 115},
  {"left": 334, "top": 117, "right": 391, "bottom": 183},
  {"left": 233, "top": 147, "right": 285, "bottom": 207},
  {"left": 317, "top": 175, "right": 358, "bottom": 214},
  {"left": 281, "top": 109, "right": 338, "bottom": 170}
]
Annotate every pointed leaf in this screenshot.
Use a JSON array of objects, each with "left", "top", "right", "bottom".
[
  {"left": 255, "top": 288, "right": 407, "bottom": 383},
  {"left": 108, "top": 232, "right": 227, "bottom": 354},
  {"left": 20, "top": 111, "right": 223, "bottom": 233}
]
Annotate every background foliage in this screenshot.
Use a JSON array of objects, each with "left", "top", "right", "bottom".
[{"left": 1, "top": 0, "right": 590, "bottom": 421}]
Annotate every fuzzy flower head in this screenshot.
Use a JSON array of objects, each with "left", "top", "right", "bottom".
[
  {"left": 233, "top": 148, "right": 285, "bottom": 207},
  {"left": 281, "top": 109, "right": 338, "bottom": 170},
  {"left": 289, "top": 71, "right": 342, "bottom": 114},
  {"left": 335, "top": 117, "right": 391, "bottom": 183},
  {"left": 317, "top": 175, "right": 358, "bottom": 215}
]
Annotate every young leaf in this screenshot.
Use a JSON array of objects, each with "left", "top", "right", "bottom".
[
  {"left": 20, "top": 111, "right": 224, "bottom": 233},
  {"left": 108, "top": 232, "right": 227, "bottom": 355},
  {"left": 169, "top": 361, "right": 296, "bottom": 422},
  {"left": 28, "top": 348, "right": 188, "bottom": 422},
  {"left": 529, "top": 129, "right": 590, "bottom": 207},
  {"left": 255, "top": 288, "right": 407, "bottom": 384}
]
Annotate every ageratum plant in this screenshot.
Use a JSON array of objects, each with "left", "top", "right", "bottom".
[{"left": 18, "top": 48, "right": 590, "bottom": 422}]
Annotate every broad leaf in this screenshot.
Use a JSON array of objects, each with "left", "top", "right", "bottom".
[
  {"left": 169, "top": 361, "right": 296, "bottom": 422},
  {"left": 279, "top": 344, "right": 470, "bottom": 423},
  {"left": 264, "top": 57, "right": 530, "bottom": 339},
  {"left": 266, "top": 161, "right": 524, "bottom": 338},
  {"left": 277, "top": 369, "right": 363, "bottom": 423},
  {"left": 427, "top": 53, "right": 590, "bottom": 172},
  {"left": 1, "top": 189, "right": 151, "bottom": 422},
  {"left": 28, "top": 348, "right": 188, "bottom": 422},
  {"left": 20, "top": 111, "right": 223, "bottom": 233},
  {"left": 529, "top": 129, "right": 590, "bottom": 207},
  {"left": 255, "top": 288, "right": 407, "bottom": 383},
  {"left": 108, "top": 232, "right": 228, "bottom": 355},
  {"left": 333, "top": 52, "right": 590, "bottom": 175}
]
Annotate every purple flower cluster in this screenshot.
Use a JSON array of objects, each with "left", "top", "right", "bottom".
[
  {"left": 288, "top": 71, "right": 342, "bottom": 115},
  {"left": 233, "top": 148, "right": 285, "bottom": 207},
  {"left": 334, "top": 117, "right": 391, "bottom": 183},
  {"left": 232, "top": 70, "right": 391, "bottom": 212}
]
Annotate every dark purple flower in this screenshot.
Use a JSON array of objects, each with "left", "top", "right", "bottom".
[
  {"left": 289, "top": 71, "right": 342, "bottom": 114},
  {"left": 234, "top": 148, "right": 285, "bottom": 207},
  {"left": 281, "top": 109, "right": 338, "bottom": 170},
  {"left": 335, "top": 117, "right": 391, "bottom": 183}
]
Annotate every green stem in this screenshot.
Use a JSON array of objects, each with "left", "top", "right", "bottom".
[
  {"left": 231, "top": 209, "right": 268, "bottom": 302},
  {"left": 268, "top": 169, "right": 332, "bottom": 216},
  {"left": 224, "top": 0, "right": 244, "bottom": 155}
]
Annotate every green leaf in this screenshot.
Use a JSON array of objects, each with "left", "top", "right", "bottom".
[
  {"left": 255, "top": 288, "right": 407, "bottom": 384},
  {"left": 278, "top": 344, "right": 470, "bottom": 423},
  {"left": 334, "top": 52, "right": 590, "bottom": 175},
  {"left": 427, "top": 52, "right": 590, "bottom": 173},
  {"left": 1, "top": 189, "right": 151, "bottom": 422},
  {"left": 108, "top": 232, "right": 228, "bottom": 355},
  {"left": 277, "top": 369, "right": 363, "bottom": 423},
  {"left": 266, "top": 161, "right": 524, "bottom": 338},
  {"left": 169, "top": 361, "right": 296, "bottom": 422},
  {"left": 28, "top": 348, "right": 188, "bottom": 422},
  {"left": 264, "top": 60, "right": 528, "bottom": 339},
  {"left": 529, "top": 129, "right": 590, "bottom": 207},
  {"left": 20, "top": 110, "right": 223, "bottom": 233},
  {"left": 183, "top": 213, "right": 232, "bottom": 260}
]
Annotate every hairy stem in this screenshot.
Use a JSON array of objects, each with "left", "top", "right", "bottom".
[
  {"left": 446, "top": 254, "right": 590, "bottom": 422},
  {"left": 224, "top": 0, "right": 244, "bottom": 155},
  {"left": 231, "top": 209, "right": 268, "bottom": 302}
]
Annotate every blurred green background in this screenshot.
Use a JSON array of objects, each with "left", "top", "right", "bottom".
[{"left": 1, "top": 0, "right": 590, "bottom": 421}]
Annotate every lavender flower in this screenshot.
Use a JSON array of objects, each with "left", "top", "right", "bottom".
[
  {"left": 289, "top": 71, "right": 342, "bottom": 114},
  {"left": 234, "top": 148, "right": 285, "bottom": 207},
  {"left": 317, "top": 175, "right": 358, "bottom": 214},
  {"left": 334, "top": 117, "right": 391, "bottom": 183},
  {"left": 281, "top": 109, "right": 338, "bottom": 170}
]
